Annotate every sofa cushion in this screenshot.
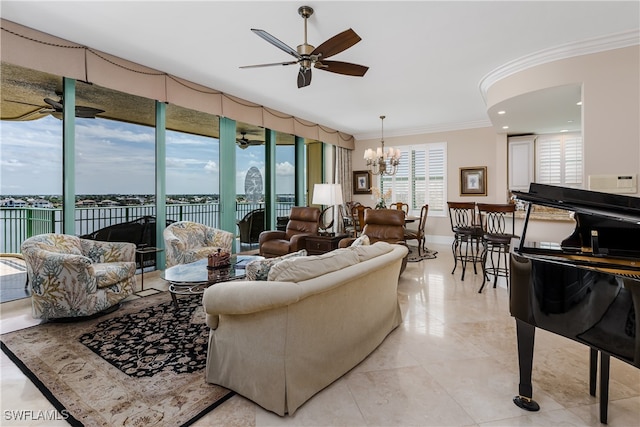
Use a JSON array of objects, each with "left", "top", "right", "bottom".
[
  {"left": 267, "top": 248, "right": 359, "bottom": 282},
  {"left": 348, "top": 241, "right": 395, "bottom": 262},
  {"left": 245, "top": 250, "right": 307, "bottom": 281},
  {"left": 351, "top": 234, "right": 370, "bottom": 247},
  {"left": 93, "top": 262, "right": 136, "bottom": 288}
]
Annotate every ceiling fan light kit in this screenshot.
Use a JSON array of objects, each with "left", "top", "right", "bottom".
[{"left": 241, "top": 5, "right": 368, "bottom": 88}]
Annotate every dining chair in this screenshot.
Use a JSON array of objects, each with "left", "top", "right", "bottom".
[
  {"left": 404, "top": 204, "right": 428, "bottom": 256},
  {"left": 352, "top": 204, "right": 370, "bottom": 236},
  {"left": 390, "top": 202, "right": 409, "bottom": 215},
  {"left": 476, "top": 203, "right": 517, "bottom": 293},
  {"left": 447, "top": 201, "right": 483, "bottom": 281},
  {"left": 339, "top": 204, "right": 356, "bottom": 237}
]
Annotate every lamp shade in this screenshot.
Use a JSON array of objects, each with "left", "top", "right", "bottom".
[{"left": 312, "top": 183, "right": 344, "bottom": 206}]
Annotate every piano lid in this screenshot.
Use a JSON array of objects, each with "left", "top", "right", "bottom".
[{"left": 512, "top": 183, "right": 640, "bottom": 225}]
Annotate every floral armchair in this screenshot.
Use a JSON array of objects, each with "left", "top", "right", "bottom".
[
  {"left": 163, "top": 221, "right": 234, "bottom": 267},
  {"left": 21, "top": 233, "right": 137, "bottom": 320}
]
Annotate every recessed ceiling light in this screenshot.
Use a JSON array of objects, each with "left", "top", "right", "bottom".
[
  {"left": 576, "top": 101, "right": 582, "bottom": 106},
  {"left": 560, "top": 129, "right": 568, "bottom": 132},
  {"left": 502, "top": 125, "right": 509, "bottom": 129},
  {"left": 497, "top": 110, "right": 506, "bottom": 115},
  {"left": 567, "top": 120, "right": 574, "bottom": 123}
]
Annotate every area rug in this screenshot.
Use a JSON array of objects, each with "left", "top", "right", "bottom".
[
  {"left": 406, "top": 245, "right": 438, "bottom": 262},
  {"left": 1, "top": 291, "right": 234, "bottom": 427}
]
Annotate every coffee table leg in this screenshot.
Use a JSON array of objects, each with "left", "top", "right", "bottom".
[{"left": 171, "top": 290, "right": 179, "bottom": 308}]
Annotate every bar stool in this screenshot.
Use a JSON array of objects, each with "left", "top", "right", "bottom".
[
  {"left": 476, "top": 203, "right": 517, "bottom": 293},
  {"left": 447, "top": 202, "right": 483, "bottom": 281}
]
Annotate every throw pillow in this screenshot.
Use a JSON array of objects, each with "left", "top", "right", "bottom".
[
  {"left": 351, "top": 234, "right": 370, "bottom": 247},
  {"left": 267, "top": 248, "right": 359, "bottom": 282},
  {"left": 245, "top": 249, "right": 307, "bottom": 281}
]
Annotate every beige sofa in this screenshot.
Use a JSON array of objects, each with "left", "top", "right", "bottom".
[{"left": 202, "top": 242, "right": 408, "bottom": 415}]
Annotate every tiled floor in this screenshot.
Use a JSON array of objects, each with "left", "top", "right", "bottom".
[{"left": 1, "top": 243, "right": 638, "bottom": 426}]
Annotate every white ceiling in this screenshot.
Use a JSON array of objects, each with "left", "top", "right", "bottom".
[{"left": 2, "top": 1, "right": 638, "bottom": 139}]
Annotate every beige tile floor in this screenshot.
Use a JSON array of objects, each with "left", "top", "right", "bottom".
[{"left": 1, "top": 243, "right": 639, "bottom": 426}]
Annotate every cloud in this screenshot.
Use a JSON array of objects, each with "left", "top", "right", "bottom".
[
  {"left": 276, "top": 161, "right": 294, "bottom": 176},
  {"left": 204, "top": 160, "right": 218, "bottom": 173}
]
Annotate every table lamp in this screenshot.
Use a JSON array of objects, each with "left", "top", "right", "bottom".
[{"left": 312, "top": 183, "right": 344, "bottom": 236}]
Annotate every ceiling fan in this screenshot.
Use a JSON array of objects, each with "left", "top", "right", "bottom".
[
  {"left": 236, "top": 131, "right": 264, "bottom": 149},
  {"left": 240, "top": 5, "right": 369, "bottom": 88},
  {"left": 5, "top": 93, "right": 104, "bottom": 120},
  {"left": 43, "top": 95, "right": 105, "bottom": 119}
]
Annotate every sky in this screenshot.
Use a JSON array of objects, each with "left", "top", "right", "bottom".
[{"left": 0, "top": 115, "right": 296, "bottom": 196}]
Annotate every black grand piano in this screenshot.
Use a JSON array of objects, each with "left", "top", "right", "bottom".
[{"left": 510, "top": 183, "right": 640, "bottom": 424}]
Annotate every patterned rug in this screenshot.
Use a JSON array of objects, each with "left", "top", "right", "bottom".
[
  {"left": 406, "top": 245, "right": 438, "bottom": 262},
  {"left": 1, "top": 292, "right": 233, "bottom": 427}
]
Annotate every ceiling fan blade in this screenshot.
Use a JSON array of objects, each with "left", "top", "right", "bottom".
[
  {"left": 315, "top": 60, "right": 368, "bottom": 76},
  {"left": 311, "top": 28, "right": 361, "bottom": 60},
  {"left": 297, "top": 68, "right": 312, "bottom": 88},
  {"left": 240, "top": 61, "right": 298, "bottom": 69},
  {"left": 44, "top": 97, "right": 63, "bottom": 111},
  {"left": 251, "top": 29, "right": 301, "bottom": 59},
  {"left": 75, "top": 106, "right": 105, "bottom": 118}
]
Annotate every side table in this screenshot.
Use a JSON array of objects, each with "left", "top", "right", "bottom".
[
  {"left": 135, "top": 246, "right": 164, "bottom": 291},
  {"left": 305, "top": 234, "right": 348, "bottom": 255}
]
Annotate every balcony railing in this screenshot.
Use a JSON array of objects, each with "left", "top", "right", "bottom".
[{"left": 0, "top": 202, "right": 294, "bottom": 254}]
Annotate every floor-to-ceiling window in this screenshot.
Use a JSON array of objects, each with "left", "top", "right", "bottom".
[
  {"left": 275, "top": 132, "right": 296, "bottom": 216},
  {"left": 0, "top": 64, "right": 64, "bottom": 247},
  {"left": 0, "top": 64, "right": 64, "bottom": 302},
  {"left": 74, "top": 82, "right": 155, "bottom": 236},
  {"left": 166, "top": 104, "right": 220, "bottom": 227},
  {"left": 235, "top": 123, "right": 265, "bottom": 247}
]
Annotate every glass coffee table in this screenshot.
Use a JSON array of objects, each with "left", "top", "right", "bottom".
[{"left": 162, "top": 255, "right": 263, "bottom": 307}]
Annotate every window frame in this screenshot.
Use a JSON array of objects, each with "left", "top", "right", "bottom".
[{"left": 379, "top": 142, "right": 447, "bottom": 217}]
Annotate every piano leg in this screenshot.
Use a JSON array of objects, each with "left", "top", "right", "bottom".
[
  {"left": 513, "top": 318, "right": 541, "bottom": 412},
  {"left": 589, "top": 348, "right": 597, "bottom": 396},
  {"left": 600, "top": 352, "right": 610, "bottom": 424}
]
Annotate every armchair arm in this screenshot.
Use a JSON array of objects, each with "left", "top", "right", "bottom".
[
  {"left": 288, "top": 233, "right": 314, "bottom": 252},
  {"left": 339, "top": 237, "right": 356, "bottom": 248},
  {"left": 259, "top": 230, "right": 286, "bottom": 245},
  {"left": 163, "top": 235, "right": 186, "bottom": 267},
  {"left": 80, "top": 239, "right": 136, "bottom": 263},
  {"left": 205, "top": 228, "right": 234, "bottom": 252},
  {"left": 26, "top": 251, "right": 98, "bottom": 294}
]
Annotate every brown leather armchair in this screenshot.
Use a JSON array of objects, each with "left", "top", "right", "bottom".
[
  {"left": 339, "top": 208, "right": 406, "bottom": 247},
  {"left": 339, "top": 208, "right": 408, "bottom": 273},
  {"left": 259, "top": 206, "right": 321, "bottom": 258}
]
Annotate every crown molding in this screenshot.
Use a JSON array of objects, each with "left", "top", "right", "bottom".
[
  {"left": 354, "top": 119, "right": 493, "bottom": 141},
  {"left": 479, "top": 29, "right": 640, "bottom": 103}
]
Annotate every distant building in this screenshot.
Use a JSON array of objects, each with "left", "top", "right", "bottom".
[
  {"left": 0, "top": 198, "right": 27, "bottom": 207},
  {"left": 31, "top": 199, "right": 53, "bottom": 208},
  {"left": 121, "top": 197, "right": 143, "bottom": 205}
]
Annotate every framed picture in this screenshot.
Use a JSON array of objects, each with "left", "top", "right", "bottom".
[
  {"left": 353, "top": 170, "right": 372, "bottom": 194},
  {"left": 460, "top": 166, "right": 487, "bottom": 196}
]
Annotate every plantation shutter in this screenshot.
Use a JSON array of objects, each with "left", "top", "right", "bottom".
[
  {"left": 412, "top": 150, "right": 426, "bottom": 210},
  {"left": 564, "top": 133, "right": 583, "bottom": 186},
  {"left": 427, "top": 144, "right": 446, "bottom": 215},
  {"left": 536, "top": 136, "right": 562, "bottom": 185},
  {"left": 379, "top": 142, "right": 446, "bottom": 217},
  {"left": 535, "top": 132, "right": 582, "bottom": 187}
]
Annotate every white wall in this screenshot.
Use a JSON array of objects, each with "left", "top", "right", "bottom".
[
  {"left": 486, "top": 46, "right": 640, "bottom": 189},
  {"left": 351, "top": 45, "right": 639, "bottom": 245}
]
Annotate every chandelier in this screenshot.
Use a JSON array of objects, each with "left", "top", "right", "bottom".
[{"left": 363, "top": 115, "right": 400, "bottom": 176}]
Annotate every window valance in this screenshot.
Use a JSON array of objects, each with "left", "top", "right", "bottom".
[{"left": 1, "top": 19, "right": 355, "bottom": 149}]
